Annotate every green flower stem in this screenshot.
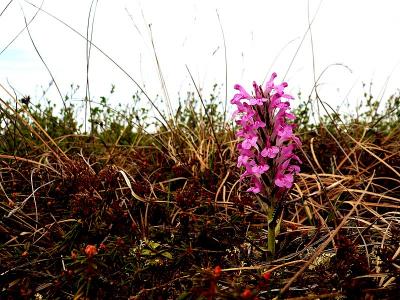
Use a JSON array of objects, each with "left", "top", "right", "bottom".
[{"left": 267, "top": 207, "right": 276, "bottom": 257}]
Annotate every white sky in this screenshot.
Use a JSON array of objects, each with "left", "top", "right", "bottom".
[{"left": 1, "top": 0, "right": 400, "bottom": 119}]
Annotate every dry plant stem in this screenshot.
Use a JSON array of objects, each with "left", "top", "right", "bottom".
[
  {"left": 276, "top": 171, "right": 375, "bottom": 299},
  {"left": 284, "top": 292, "right": 343, "bottom": 300},
  {"left": 221, "top": 259, "right": 306, "bottom": 272},
  {"left": 0, "top": 154, "right": 58, "bottom": 173},
  {"left": 22, "top": 11, "right": 66, "bottom": 111},
  {"left": 216, "top": 9, "right": 228, "bottom": 125},
  {"left": 186, "top": 65, "right": 225, "bottom": 170}
]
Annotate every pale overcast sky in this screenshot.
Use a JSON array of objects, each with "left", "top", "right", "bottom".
[{"left": 1, "top": 0, "right": 400, "bottom": 117}]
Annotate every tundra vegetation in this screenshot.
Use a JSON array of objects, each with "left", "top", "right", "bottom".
[{"left": 1, "top": 77, "right": 400, "bottom": 300}]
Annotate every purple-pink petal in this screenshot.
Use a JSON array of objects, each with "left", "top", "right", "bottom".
[
  {"left": 242, "top": 136, "right": 258, "bottom": 150},
  {"left": 251, "top": 164, "right": 269, "bottom": 176},
  {"left": 275, "top": 173, "right": 294, "bottom": 189},
  {"left": 261, "top": 146, "right": 280, "bottom": 158},
  {"left": 234, "top": 84, "right": 251, "bottom": 98}
]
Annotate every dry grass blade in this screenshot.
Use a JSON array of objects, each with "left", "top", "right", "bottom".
[
  {"left": 0, "top": 85, "right": 68, "bottom": 163},
  {"left": 118, "top": 169, "right": 146, "bottom": 202},
  {"left": 277, "top": 171, "right": 375, "bottom": 298}
]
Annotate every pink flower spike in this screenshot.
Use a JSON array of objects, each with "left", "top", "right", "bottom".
[
  {"left": 261, "top": 146, "right": 280, "bottom": 158},
  {"left": 232, "top": 72, "right": 301, "bottom": 193}
]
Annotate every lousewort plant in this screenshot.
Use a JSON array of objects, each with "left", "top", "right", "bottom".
[{"left": 231, "top": 72, "right": 302, "bottom": 256}]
